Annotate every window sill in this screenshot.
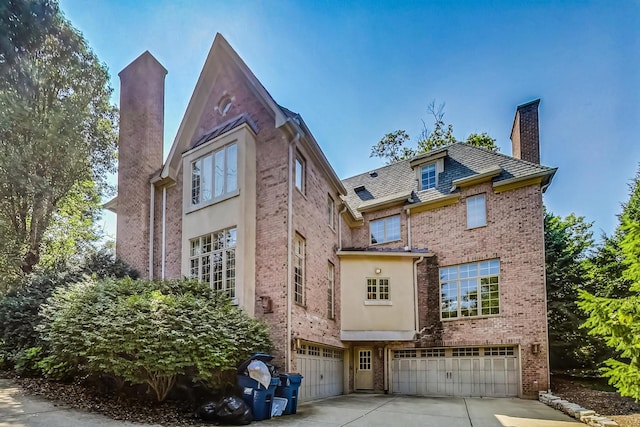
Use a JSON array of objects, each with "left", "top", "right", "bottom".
[
  {"left": 466, "top": 223, "right": 487, "bottom": 230},
  {"left": 364, "top": 300, "right": 392, "bottom": 306},
  {"left": 441, "top": 313, "right": 500, "bottom": 321},
  {"left": 369, "top": 238, "right": 402, "bottom": 247},
  {"left": 188, "top": 190, "right": 240, "bottom": 214}
]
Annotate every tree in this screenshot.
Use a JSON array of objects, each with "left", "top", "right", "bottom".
[
  {"left": 0, "top": 0, "right": 58, "bottom": 70},
  {"left": 588, "top": 166, "right": 640, "bottom": 298},
  {"left": 0, "top": 6, "right": 117, "bottom": 276},
  {"left": 544, "top": 209, "right": 605, "bottom": 370},
  {"left": 578, "top": 217, "right": 640, "bottom": 400},
  {"left": 370, "top": 100, "right": 498, "bottom": 164},
  {"left": 465, "top": 132, "right": 499, "bottom": 151}
]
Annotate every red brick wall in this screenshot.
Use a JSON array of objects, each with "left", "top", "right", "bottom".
[
  {"left": 345, "top": 181, "right": 549, "bottom": 397},
  {"left": 116, "top": 53, "right": 166, "bottom": 277}
]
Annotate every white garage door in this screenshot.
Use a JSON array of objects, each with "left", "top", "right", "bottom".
[
  {"left": 296, "top": 343, "right": 344, "bottom": 402},
  {"left": 392, "top": 347, "right": 518, "bottom": 397}
]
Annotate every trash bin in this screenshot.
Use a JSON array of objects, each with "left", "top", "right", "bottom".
[
  {"left": 237, "top": 375, "right": 280, "bottom": 421},
  {"left": 275, "top": 373, "right": 303, "bottom": 415}
]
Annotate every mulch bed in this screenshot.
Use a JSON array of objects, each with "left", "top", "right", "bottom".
[
  {"left": 0, "top": 370, "right": 199, "bottom": 425},
  {"left": 552, "top": 375, "right": 640, "bottom": 427}
]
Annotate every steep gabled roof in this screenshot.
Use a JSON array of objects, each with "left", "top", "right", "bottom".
[
  {"left": 341, "top": 143, "right": 556, "bottom": 219},
  {"left": 159, "top": 33, "right": 346, "bottom": 195}
]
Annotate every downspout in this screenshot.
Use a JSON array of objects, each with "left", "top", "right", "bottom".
[
  {"left": 161, "top": 186, "right": 167, "bottom": 280},
  {"left": 338, "top": 205, "right": 347, "bottom": 251},
  {"left": 148, "top": 183, "right": 155, "bottom": 280},
  {"left": 413, "top": 255, "right": 424, "bottom": 334},
  {"left": 406, "top": 208, "right": 411, "bottom": 250},
  {"left": 286, "top": 132, "right": 301, "bottom": 373}
]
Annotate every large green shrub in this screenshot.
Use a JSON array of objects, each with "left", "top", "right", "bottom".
[
  {"left": 0, "top": 270, "right": 78, "bottom": 361},
  {"left": 39, "top": 277, "right": 272, "bottom": 401}
]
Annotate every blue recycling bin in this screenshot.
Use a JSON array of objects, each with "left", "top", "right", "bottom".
[
  {"left": 275, "top": 373, "right": 303, "bottom": 415},
  {"left": 237, "top": 375, "right": 280, "bottom": 421}
]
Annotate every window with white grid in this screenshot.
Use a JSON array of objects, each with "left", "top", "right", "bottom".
[
  {"left": 294, "top": 234, "right": 305, "bottom": 305},
  {"left": 189, "top": 227, "right": 237, "bottom": 298}
]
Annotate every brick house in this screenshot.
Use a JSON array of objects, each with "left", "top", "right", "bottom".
[{"left": 107, "top": 34, "right": 555, "bottom": 400}]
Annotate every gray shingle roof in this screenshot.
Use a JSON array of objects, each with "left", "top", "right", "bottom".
[
  {"left": 190, "top": 113, "right": 258, "bottom": 151},
  {"left": 341, "top": 142, "right": 556, "bottom": 219}
]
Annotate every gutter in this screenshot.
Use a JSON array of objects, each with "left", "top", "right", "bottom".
[
  {"left": 148, "top": 183, "right": 155, "bottom": 280},
  {"left": 413, "top": 256, "right": 424, "bottom": 334},
  {"left": 286, "top": 130, "right": 301, "bottom": 373}
]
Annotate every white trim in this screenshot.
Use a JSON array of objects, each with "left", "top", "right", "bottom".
[
  {"left": 341, "top": 330, "right": 416, "bottom": 341},
  {"left": 148, "top": 183, "right": 154, "bottom": 280},
  {"left": 161, "top": 186, "right": 166, "bottom": 280}
]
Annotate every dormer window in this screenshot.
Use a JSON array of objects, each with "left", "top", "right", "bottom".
[{"left": 420, "top": 164, "right": 436, "bottom": 190}]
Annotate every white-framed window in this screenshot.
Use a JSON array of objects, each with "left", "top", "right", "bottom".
[
  {"left": 294, "top": 234, "right": 305, "bottom": 305},
  {"left": 370, "top": 215, "right": 401, "bottom": 245},
  {"left": 190, "top": 227, "right": 237, "bottom": 298},
  {"left": 440, "top": 259, "right": 500, "bottom": 319},
  {"left": 420, "top": 163, "right": 437, "bottom": 190},
  {"left": 327, "top": 194, "right": 335, "bottom": 228},
  {"left": 295, "top": 153, "right": 305, "bottom": 193},
  {"left": 366, "top": 278, "right": 390, "bottom": 300},
  {"left": 191, "top": 143, "right": 238, "bottom": 206},
  {"left": 327, "top": 261, "right": 335, "bottom": 319},
  {"left": 466, "top": 194, "right": 487, "bottom": 228}
]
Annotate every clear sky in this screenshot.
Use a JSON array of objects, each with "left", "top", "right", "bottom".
[{"left": 59, "top": 0, "right": 640, "bottom": 241}]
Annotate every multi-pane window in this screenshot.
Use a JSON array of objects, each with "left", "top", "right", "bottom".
[
  {"left": 190, "top": 227, "right": 237, "bottom": 298},
  {"left": 420, "top": 163, "right": 437, "bottom": 190},
  {"left": 440, "top": 259, "right": 500, "bottom": 319},
  {"left": 295, "top": 154, "right": 305, "bottom": 193},
  {"left": 327, "top": 262, "right": 335, "bottom": 319},
  {"left": 294, "top": 234, "right": 305, "bottom": 305},
  {"left": 327, "top": 195, "right": 335, "bottom": 228},
  {"left": 191, "top": 143, "right": 237, "bottom": 206},
  {"left": 466, "top": 194, "right": 487, "bottom": 228},
  {"left": 370, "top": 215, "right": 401, "bottom": 244},
  {"left": 366, "top": 278, "right": 390, "bottom": 300}
]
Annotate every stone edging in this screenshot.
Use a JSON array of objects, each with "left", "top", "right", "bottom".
[{"left": 539, "top": 391, "right": 618, "bottom": 426}]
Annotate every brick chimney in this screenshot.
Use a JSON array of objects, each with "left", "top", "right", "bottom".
[
  {"left": 510, "top": 99, "right": 540, "bottom": 164},
  {"left": 116, "top": 51, "right": 167, "bottom": 276}
]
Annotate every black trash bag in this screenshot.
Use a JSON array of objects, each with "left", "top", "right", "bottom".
[
  {"left": 197, "top": 401, "right": 218, "bottom": 422},
  {"left": 215, "top": 395, "right": 253, "bottom": 425}
]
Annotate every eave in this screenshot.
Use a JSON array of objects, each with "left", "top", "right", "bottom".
[
  {"left": 407, "top": 193, "right": 460, "bottom": 214},
  {"left": 450, "top": 165, "right": 502, "bottom": 191}
]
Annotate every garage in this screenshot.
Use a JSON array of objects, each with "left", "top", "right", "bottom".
[
  {"left": 391, "top": 346, "right": 518, "bottom": 397},
  {"left": 296, "top": 343, "right": 344, "bottom": 402}
]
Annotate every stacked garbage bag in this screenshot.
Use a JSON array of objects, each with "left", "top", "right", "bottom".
[{"left": 197, "top": 353, "right": 303, "bottom": 424}]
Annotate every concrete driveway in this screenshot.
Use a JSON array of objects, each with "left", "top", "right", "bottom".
[{"left": 1, "top": 377, "right": 580, "bottom": 427}]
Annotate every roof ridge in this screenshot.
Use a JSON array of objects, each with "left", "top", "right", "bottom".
[{"left": 452, "top": 142, "right": 555, "bottom": 171}]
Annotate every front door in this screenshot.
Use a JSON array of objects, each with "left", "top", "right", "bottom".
[{"left": 355, "top": 347, "right": 374, "bottom": 390}]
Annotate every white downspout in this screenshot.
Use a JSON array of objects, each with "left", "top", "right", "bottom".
[
  {"left": 338, "top": 206, "right": 347, "bottom": 251},
  {"left": 148, "top": 183, "right": 155, "bottom": 280},
  {"left": 286, "top": 132, "right": 301, "bottom": 373},
  {"left": 413, "top": 255, "right": 424, "bottom": 333},
  {"left": 406, "top": 208, "right": 411, "bottom": 250},
  {"left": 161, "top": 186, "right": 167, "bottom": 280}
]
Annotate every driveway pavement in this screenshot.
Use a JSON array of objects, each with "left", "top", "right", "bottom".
[{"left": 1, "top": 378, "right": 580, "bottom": 427}]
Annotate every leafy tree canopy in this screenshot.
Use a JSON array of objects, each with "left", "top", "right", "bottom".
[
  {"left": 370, "top": 101, "right": 499, "bottom": 164},
  {"left": 0, "top": 1, "right": 117, "bottom": 276}
]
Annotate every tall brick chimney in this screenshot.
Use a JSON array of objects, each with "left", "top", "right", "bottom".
[
  {"left": 510, "top": 99, "right": 540, "bottom": 164},
  {"left": 116, "top": 51, "right": 167, "bottom": 277}
]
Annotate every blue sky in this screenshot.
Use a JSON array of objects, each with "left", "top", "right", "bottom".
[{"left": 59, "top": 0, "right": 640, "bottom": 241}]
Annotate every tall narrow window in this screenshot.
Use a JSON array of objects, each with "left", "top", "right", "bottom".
[
  {"left": 327, "top": 195, "right": 335, "bottom": 228},
  {"left": 295, "top": 154, "right": 305, "bottom": 193},
  {"left": 466, "top": 194, "right": 487, "bottom": 228},
  {"left": 294, "top": 234, "right": 306, "bottom": 305},
  {"left": 189, "top": 227, "right": 237, "bottom": 298},
  {"left": 191, "top": 143, "right": 238, "bottom": 206},
  {"left": 327, "top": 262, "right": 335, "bottom": 319},
  {"left": 420, "top": 163, "right": 437, "bottom": 190}
]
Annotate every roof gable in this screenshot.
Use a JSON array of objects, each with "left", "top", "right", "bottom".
[{"left": 161, "top": 33, "right": 287, "bottom": 180}]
